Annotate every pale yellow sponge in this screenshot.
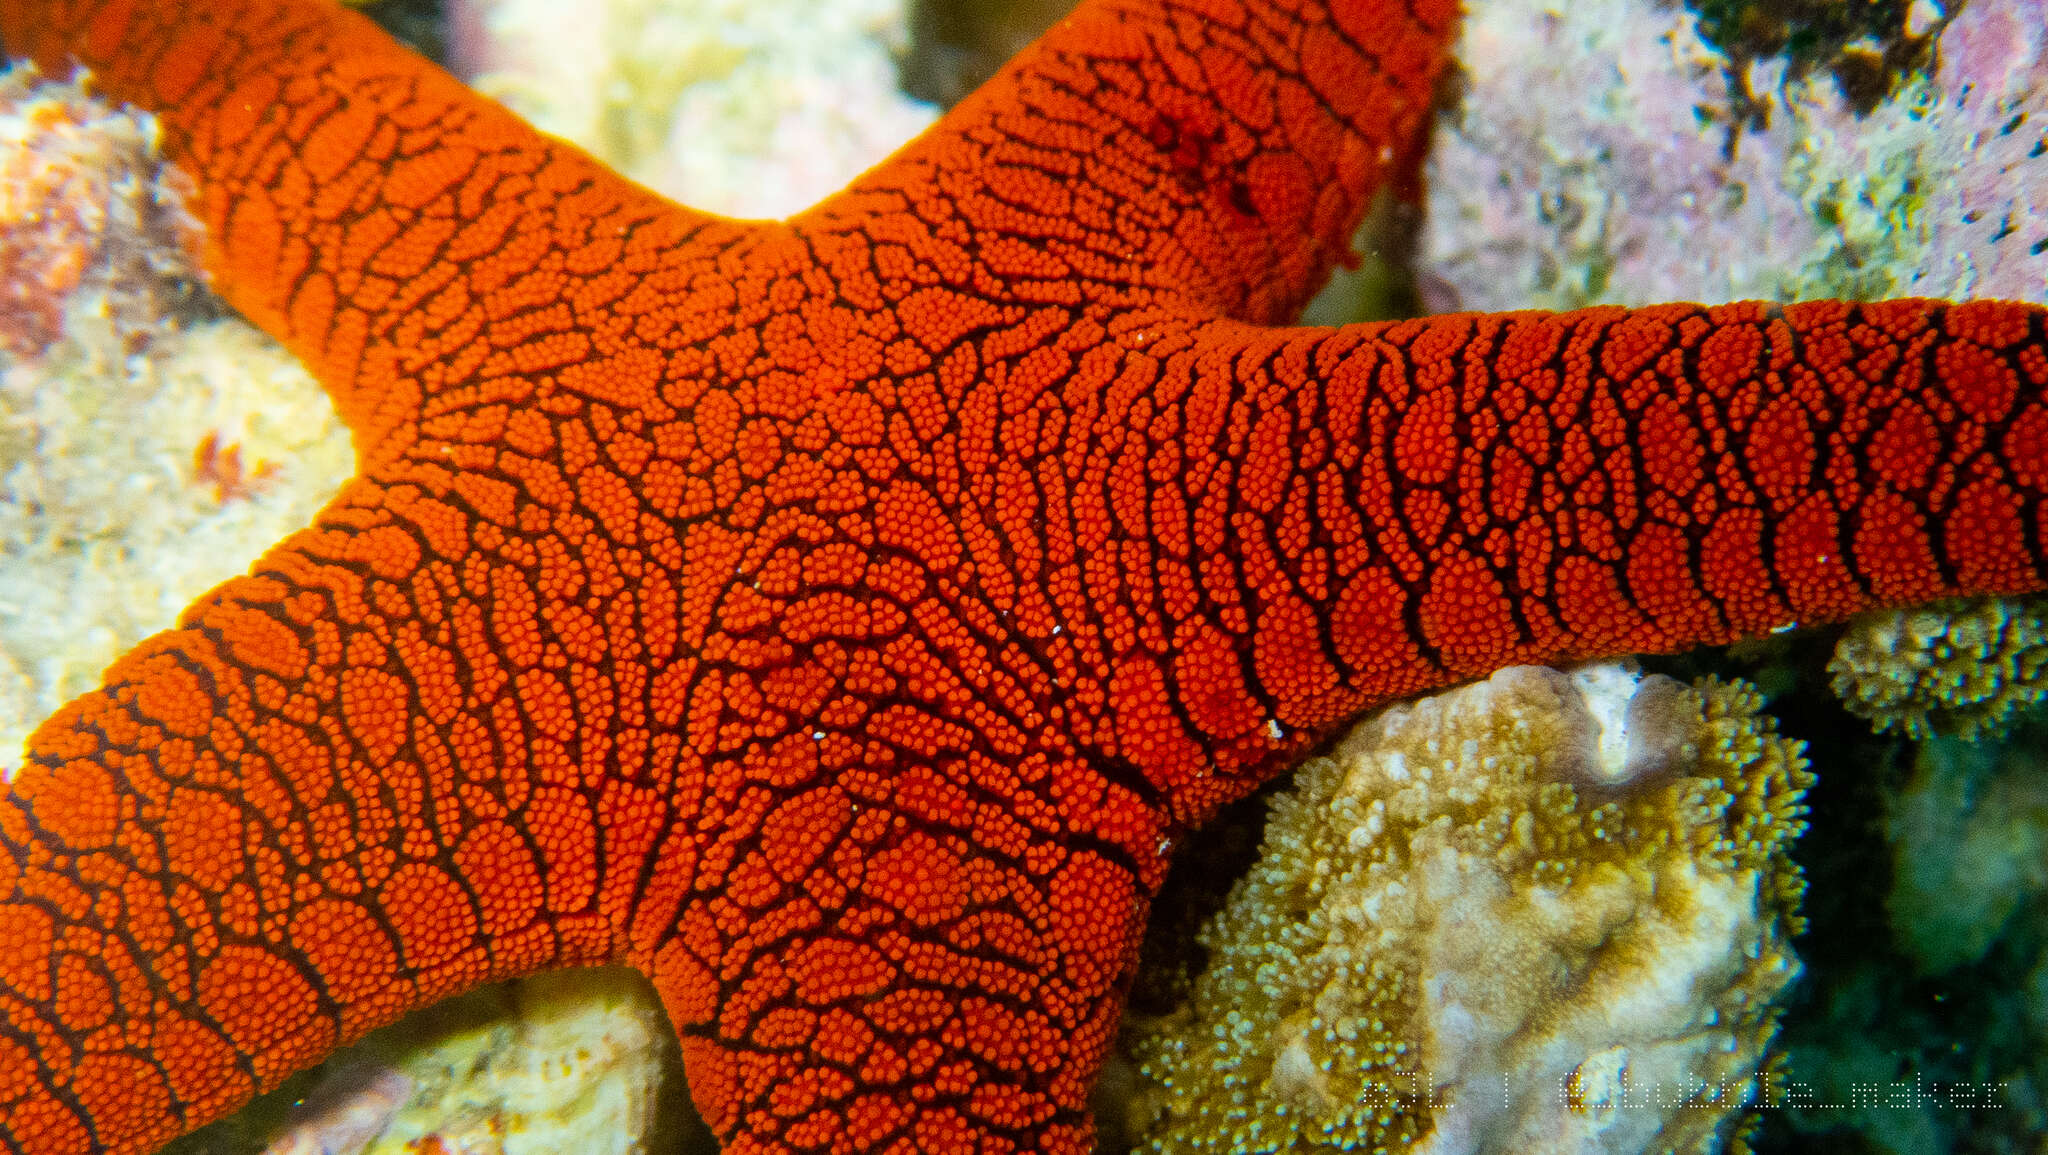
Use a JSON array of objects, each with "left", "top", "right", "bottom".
[
  {"left": 1127, "top": 663, "right": 1811, "bottom": 1155},
  {"left": 1829, "top": 597, "right": 2048, "bottom": 739}
]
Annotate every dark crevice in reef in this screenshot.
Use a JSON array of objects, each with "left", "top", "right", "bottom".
[
  {"left": 898, "top": 0, "right": 1079, "bottom": 108},
  {"left": 1682, "top": 0, "right": 1961, "bottom": 141},
  {"left": 346, "top": 0, "right": 449, "bottom": 67},
  {"left": 1650, "top": 632, "right": 2048, "bottom": 1155}
]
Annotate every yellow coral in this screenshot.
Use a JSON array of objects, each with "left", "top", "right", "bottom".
[
  {"left": 1126, "top": 663, "right": 1811, "bottom": 1155},
  {"left": 1829, "top": 596, "right": 2048, "bottom": 739}
]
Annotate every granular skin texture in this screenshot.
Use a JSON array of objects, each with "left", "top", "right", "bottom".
[{"left": 0, "top": 1, "right": 2044, "bottom": 1152}]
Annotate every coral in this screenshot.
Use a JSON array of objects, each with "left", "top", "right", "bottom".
[
  {"left": 1413, "top": 8, "right": 2047, "bottom": 1149},
  {"left": 1828, "top": 597, "right": 2048, "bottom": 739},
  {"left": 0, "top": 68, "right": 355, "bottom": 764},
  {"left": 0, "top": 0, "right": 2040, "bottom": 1151},
  {"left": 0, "top": 65, "right": 200, "bottom": 354},
  {"left": 159, "top": 969, "right": 690, "bottom": 1155},
  {"left": 1421, "top": 0, "right": 2047, "bottom": 310},
  {"left": 1125, "top": 664, "right": 1812, "bottom": 1154},
  {"left": 446, "top": 0, "right": 935, "bottom": 217}
]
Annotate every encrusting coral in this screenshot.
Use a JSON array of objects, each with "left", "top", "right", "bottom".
[{"left": 1126, "top": 663, "right": 1811, "bottom": 1154}]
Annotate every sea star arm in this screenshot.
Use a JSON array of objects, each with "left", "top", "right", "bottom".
[
  {"left": 0, "top": 2, "right": 757, "bottom": 1152},
  {"left": 810, "top": 0, "right": 1457, "bottom": 325},
  {"left": 0, "top": 4, "right": 1170, "bottom": 1151},
  {"left": 1021, "top": 301, "right": 2048, "bottom": 824},
  {"left": 0, "top": 0, "right": 739, "bottom": 445},
  {"left": 0, "top": 488, "right": 664, "bottom": 1154},
  {"left": 0, "top": 2, "right": 1462, "bottom": 1150}
]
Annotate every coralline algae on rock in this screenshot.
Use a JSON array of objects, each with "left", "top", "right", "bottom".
[
  {"left": 1126, "top": 664, "right": 1811, "bottom": 1155},
  {"left": 0, "top": 68, "right": 354, "bottom": 767},
  {"left": 1422, "top": 0, "right": 2048, "bottom": 309}
]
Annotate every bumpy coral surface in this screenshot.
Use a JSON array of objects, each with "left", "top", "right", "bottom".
[
  {"left": 1829, "top": 596, "right": 2048, "bottom": 739},
  {"left": 1129, "top": 664, "right": 1810, "bottom": 1154}
]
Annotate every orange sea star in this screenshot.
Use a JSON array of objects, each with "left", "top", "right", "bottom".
[{"left": 2, "top": 1, "right": 2046, "bottom": 1153}]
